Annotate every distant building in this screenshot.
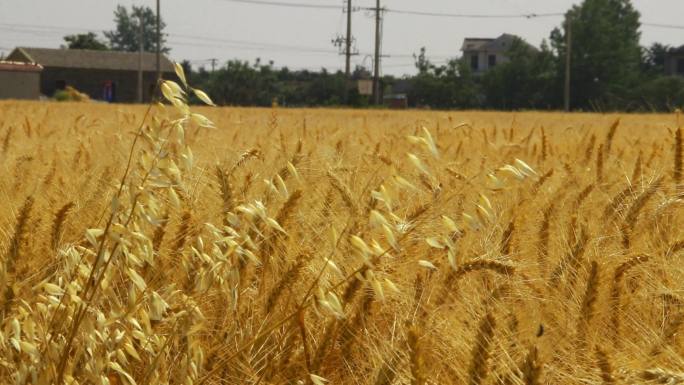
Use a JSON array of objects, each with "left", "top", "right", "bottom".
[
  {"left": 6, "top": 47, "right": 175, "bottom": 103},
  {"left": 461, "top": 34, "right": 533, "bottom": 75},
  {"left": 665, "top": 45, "right": 684, "bottom": 76},
  {"left": 383, "top": 94, "right": 408, "bottom": 109},
  {"left": 383, "top": 79, "right": 412, "bottom": 109},
  {"left": 0, "top": 61, "right": 43, "bottom": 100}
]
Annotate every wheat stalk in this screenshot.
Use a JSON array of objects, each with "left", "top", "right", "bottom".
[
  {"left": 408, "top": 324, "right": 427, "bottom": 385},
  {"left": 467, "top": 312, "right": 496, "bottom": 385},
  {"left": 51, "top": 202, "right": 75, "bottom": 251}
]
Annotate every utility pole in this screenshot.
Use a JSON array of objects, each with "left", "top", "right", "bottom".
[
  {"left": 137, "top": 15, "right": 144, "bottom": 103},
  {"left": 344, "top": 0, "right": 352, "bottom": 103},
  {"left": 210, "top": 58, "right": 218, "bottom": 73},
  {"left": 564, "top": 13, "right": 572, "bottom": 112},
  {"left": 372, "top": 0, "right": 382, "bottom": 105},
  {"left": 156, "top": 0, "right": 161, "bottom": 82}
]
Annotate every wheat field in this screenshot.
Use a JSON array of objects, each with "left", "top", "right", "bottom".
[{"left": 0, "top": 79, "right": 683, "bottom": 385}]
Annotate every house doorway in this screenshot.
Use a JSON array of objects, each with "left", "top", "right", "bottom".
[{"left": 103, "top": 81, "right": 116, "bottom": 102}]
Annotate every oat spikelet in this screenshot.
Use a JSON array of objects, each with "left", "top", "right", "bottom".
[
  {"left": 51, "top": 202, "right": 75, "bottom": 250},
  {"left": 467, "top": 312, "right": 496, "bottom": 385}
]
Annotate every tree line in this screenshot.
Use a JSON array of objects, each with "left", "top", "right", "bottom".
[{"left": 64, "top": 0, "right": 683, "bottom": 111}]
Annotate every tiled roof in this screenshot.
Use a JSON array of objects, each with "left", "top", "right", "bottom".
[{"left": 9, "top": 47, "right": 173, "bottom": 72}]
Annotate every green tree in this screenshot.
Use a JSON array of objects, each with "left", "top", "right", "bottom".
[
  {"left": 551, "top": 0, "right": 642, "bottom": 110},
  {"left": 408, "top": 48, "right": 480, "bottom": 109},
  {"left": 641, "top": 43, "right": 670, "bottom": 76},
  {"left": 104, "top": 5, "right": 169, "bottom": 53},
  {"left": 63, "top": 33, "right": 109, "bottom": 50},
  {"left": 634, "top": 76, "right": 684, "bottom": 111},
  {"left": 483, "top": 38, "right": 558, "bottom": 109},
  {"left": 206, "top": 59, "right": 278, "bottom": 106}
]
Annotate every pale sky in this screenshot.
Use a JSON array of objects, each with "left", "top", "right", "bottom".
[{"left": 0, "top": 0, "right": 682, "bottom": 75}]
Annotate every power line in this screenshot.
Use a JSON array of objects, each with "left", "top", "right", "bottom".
[
  {"left": 211, "top": 0, "right": 567, "bottom": 20},
  {"left": 382, "top": 9, "right": 565, "bottom": 19},
  {"left": 0, "top": 24, "right": 453, "bottom": 58},
  {"left": 215, "top": 0, "right": 342, "bottom": 10},
  {"left": 173, "top": 33, "right": 336, "bottom": 53},
  {"left": 642, "top": 22, "right": 684, "bottom": 30}
]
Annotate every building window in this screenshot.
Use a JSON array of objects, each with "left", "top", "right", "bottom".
[
  {"left": 488, "top": 55, "right": 497, "bottom": 67},
  {"left": 678, "top": 58, "right": 684, "bottom": 75},
  {"left": 470, "top": 55, "right": 479, "bottom": 71}
]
